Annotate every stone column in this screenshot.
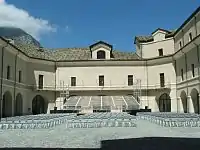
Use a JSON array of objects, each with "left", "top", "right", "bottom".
[
  {"left": 177, "top": 97, "right": 181, "bottom": 113},
  {"left": 187, "top": 96, "right": 194, "bottom": 113},
  {"left": 198, "top": 94, "right": 200, "bottom": 114}
]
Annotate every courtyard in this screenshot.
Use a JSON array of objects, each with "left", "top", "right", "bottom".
[{"left": 0, "top": 113, "right": 200, "bottom": 149}]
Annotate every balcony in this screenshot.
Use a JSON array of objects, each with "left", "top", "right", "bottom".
[
  {"left": 31, "top": 82, "right": 173, "bottom": 91},
  {"left": 154, "top": 82, "right": 171, "bottom": 90},
  {"left": 31, "top": 85, "right": 56, "bottom": 91}
]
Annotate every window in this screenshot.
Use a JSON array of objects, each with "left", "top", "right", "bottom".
[
  {"left": 128, "top": 75, "right": 133, "bottom": 86},
  {"left": 99, "top": 75, "right": 104, "bottom": 86},
  {"left": 6, "top": 65, "right": 10, "bottom": 79},
  {"left": 191, "top": 64, "right": 195, "bottom": 77},
  {"left": 181, "top": 69, "right": 184, "bottom": 81},
  {"left": 38, "top": 75, "right": 44, "bottom": 89},
  {"left": 71, "top": 77, "right": 76, "bottom": 86},
  {"left": 189, "top": 32, "right": 193, "bottom": 42},
  {"left": 18, "top": 70, "right": 22, "bottom": 83},
  {"left": 97, "top": 50, "right": 106, "bottom": 59},
  {"left": 160, "top": 73, "right": 165, "bottom": 87},
  {"left": 179, "top": 41, "right": 182, "bottom": 49},
  {"left": 158, "top": 48, "right": 163, "bottom": 56}
]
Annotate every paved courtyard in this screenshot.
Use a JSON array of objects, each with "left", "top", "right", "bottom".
[{"left": 0, "top": 119, "right": 200, "bottom": 148}]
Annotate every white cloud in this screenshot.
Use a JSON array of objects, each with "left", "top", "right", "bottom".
[
  {"left": 0, "top": 0, "right": 56, "bottom": 40},
  {"left": 64, "top": 26, "right": 70, "bottom": 32}
]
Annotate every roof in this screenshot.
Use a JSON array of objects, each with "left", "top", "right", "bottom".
[
  {"left": 134, "top": 6, "right": 200, "bottom": 44},
  {"left": 134, "top": 29, "right": 176, "bottom": 44},
  {"left": 89, "top": 41, "right": 113, "bottom": 50},
  {"left": 173, "top": 6, "right": 200, "bottom": 36},
  {"left": 3, "top": 39, "right": 140, "bottom": 61}
]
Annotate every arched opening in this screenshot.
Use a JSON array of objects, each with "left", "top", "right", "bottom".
[
  {"left": 158, "top": 93, "right": 171, "bottom": 112},
  {"left": 190, "top": 88, "right": 199, "bottom": 114},
  {"left": 180, "top": 90, "right": 187, "bottom": 113},
  {"left": 32, "top": 95, "right": 46, "bottom": 115},
  {"left": 15, "top": 93, "right": 23, "bottom": 116},
  {"left": 97, "top": 50, "right": 106, "bottom": 59},
  {"left": 2, "top": 91, "right": 12, "bottom": 117}
]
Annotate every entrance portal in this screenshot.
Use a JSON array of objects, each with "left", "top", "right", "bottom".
[{"left": 32, "top": 95, "right": 45, "bottom": 115}]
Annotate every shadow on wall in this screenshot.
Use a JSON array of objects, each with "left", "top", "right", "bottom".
[{"left": 2, "top": 137, "right": 200, "bottom": 150}]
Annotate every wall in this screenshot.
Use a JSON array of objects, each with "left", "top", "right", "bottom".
[
  {"left": 174, "top": 10, "right": 200, "bottom": 52},
  {"left": 26, "top": 59, "right": 55, "bottom": 90},
  {"left": 56, "top": 66, "right": 146, "bottom": 88},
  {"left": 147, "top": 62, "right": 176, "bottom": 86},
  {"left": 141, "top": 38, "right": 174, "bottom": 58},
  {"left": 92, "top": 47, "right": 111, "bottom": 59}
]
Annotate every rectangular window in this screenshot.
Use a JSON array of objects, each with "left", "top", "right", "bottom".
[
  {"left": 38, "top": 74, "right": 44, "bottom": 89},
  {"left": 6, "top": 65, "right": 10, "bottom": 79},
  {"left": 179, "top": 41, "right": 182, "bottom": 49},
  {"left": 99, "top": 75, "right": 104, "bottom": 86},
  {"left": 181, "top": 69, "right": 184, "bottom": 81},
  {"left": 18, "top": 70, "right": 22, "bottom": 83},
  {"left": 160, "top": 73, "right": 165, "bottom": 87},
  {"left": 191, "top": 64, "right": 195, "bottom": 77},
  {"left": 158, "top": 48, "right": 163, "bottom": 56},
  {"left": 71, "top": 77, "right": 76, "bottom": 86},
  {"left": 189, "top": 32, "right": 193, "bottom": 42},
  {"left": 128, "top": 75, "right": 133, "bottom": 86}
]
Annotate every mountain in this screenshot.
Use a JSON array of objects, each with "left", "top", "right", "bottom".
[{"left": 0, "top": 27, "right": 41, "bottom": 47}]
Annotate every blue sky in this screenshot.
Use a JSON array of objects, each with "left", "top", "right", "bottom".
[{"left": 5, "top": 0, "right": 200, "bottom": 51}]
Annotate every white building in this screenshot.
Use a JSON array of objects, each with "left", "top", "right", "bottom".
[{"left": 0, "top": 6, "right": 200, "bottom": 117}]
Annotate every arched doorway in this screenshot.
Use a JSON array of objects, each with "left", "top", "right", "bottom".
[
  {"left": 190, "top": 88, "right": 199, "bottom": 114},
  {"left": 15, "top": 93, "right": 23, "bottom": 116},
  {"left": 158, "top": 93, "right": 171, "bottom": 112},
  {"left": 32, "top": 95, "right": 45, "bottom": 115},
  {"left": 180, "top": 90, "right": 187, "bottom": 113},
  {"left": 2, "top": 91, "right": 12, "bottom": 117}
]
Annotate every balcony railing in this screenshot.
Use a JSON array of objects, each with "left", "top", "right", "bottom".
[
  {"left": 154, "top": 82, "right": 171, "bottom": 89},
  {"left": 31, "top": 83, "right": 173, "bottom": 91}
]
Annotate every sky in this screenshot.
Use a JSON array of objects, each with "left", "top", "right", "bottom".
[{"left": 0, "top": 0, "right": 200, "bottom": 51}]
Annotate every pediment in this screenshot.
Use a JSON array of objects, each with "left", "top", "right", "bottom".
[
  {"left": 152, "top": 28, "right": 169, "bottom": 41},
  {"left": 152, "top": 28, "right": 169, "bottom": 36},
  {"left": 89, "top": 41, "right": 113, "bottom": 51}
]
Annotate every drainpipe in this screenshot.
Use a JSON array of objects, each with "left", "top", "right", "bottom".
[
  {"left": 145, "top": 60, "right": 149, "bottom": 108},
  {"left": 0, "top": 43, "right": 8, "bottom": 121},
  {"left": 13, "top": 50, "right": 20, "bottom": 116},
  {"left": 54, "top": 61, "right": 57, "bottom": 110}
]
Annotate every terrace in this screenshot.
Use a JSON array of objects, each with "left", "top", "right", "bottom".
[{"left": 1, "top": 112, "right": 200, "bottom": 148}]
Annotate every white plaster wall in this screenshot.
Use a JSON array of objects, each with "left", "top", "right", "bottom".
[
  {"left": 92, "top": 47, "right": 111, "bottom": 59},
  {"left": 56, "top": 66, "right": 146, "bottom": 88},
  {"left": 153, "top": 31, "right": 166, "bottom": 42},
  {"left": 141, "top": 38, "right": 174, "bottom": 58}
]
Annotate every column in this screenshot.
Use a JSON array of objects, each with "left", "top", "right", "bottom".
[
  {"left": 187, "top": 96, "right": 194, "bottom": 113},
  {"left": 198, "top": 94, "right": 200, "bottom": 114},
  {"left": 177, "top": 97, "right": 181, "bottom": 113}
]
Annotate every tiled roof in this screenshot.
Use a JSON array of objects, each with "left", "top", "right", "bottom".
[
  {"left": 135, "top": 29, "right": 176, "bottom": 43},
  {"left": 12, "top": 41, "right": 140, "bottom": 61}
]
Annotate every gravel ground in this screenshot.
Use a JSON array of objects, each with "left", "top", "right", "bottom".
[{"left": 0, "top": 120, "right": 200, "bottom": 148}]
